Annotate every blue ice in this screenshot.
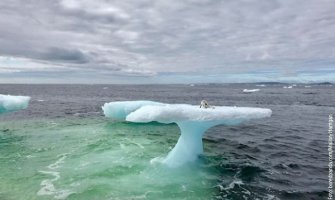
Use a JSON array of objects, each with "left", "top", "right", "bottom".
[{"left": 0, "top": 94, "right": 30, "bottom": 114}]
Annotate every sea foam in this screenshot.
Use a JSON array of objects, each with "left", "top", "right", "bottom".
[{"left": 102, "top": 101, "right": 272, "bottom": 167}]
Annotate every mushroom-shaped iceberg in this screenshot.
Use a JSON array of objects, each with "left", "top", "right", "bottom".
[
  {"left": 0, "top": 94, "right": 30, "bottom": 114},
  {"left": 102, "top": 101, "right": 272, "bottom": 167}
]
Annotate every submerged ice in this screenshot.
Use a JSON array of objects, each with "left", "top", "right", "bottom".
[
  {"left": 0, "top": 94, "right": 30, "bottom": 114},
  {"left": 103, "top": 101, "right": 272, "bottom": 167}
]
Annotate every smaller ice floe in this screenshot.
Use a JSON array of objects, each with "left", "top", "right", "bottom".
[
  {"left": 242, "top": 89, "right": 260, "bottom": 93},
  {"left": 0, "top": 94, "right": 30, "bottom": 114},
  {"left": 189, "top": 84, "right": 195, "bottom": 87},
  {"left": 256, "top": 84, "right": 266, "bottom": 87},
  {"left": 103, "top": 87, "right": 109, "bottom": 90},
  {"left": 304, "top": 85, "right": 311, "bottom": 88}
]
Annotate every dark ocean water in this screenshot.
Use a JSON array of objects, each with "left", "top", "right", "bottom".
[{"left": 0, "top": 83, "right": 334, "bottom": 200}]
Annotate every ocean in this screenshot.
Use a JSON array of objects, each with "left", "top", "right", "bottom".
[{"left": 0, "top": 83, "right": 334, "bottom": 200}]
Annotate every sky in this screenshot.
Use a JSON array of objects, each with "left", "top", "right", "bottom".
[{"left": 0, "top": 0, "right": 334, "bottom": 84}]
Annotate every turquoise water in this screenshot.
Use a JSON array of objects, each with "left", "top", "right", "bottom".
[
  {"left": 1, "top": 83, "right": 333, "bottom": 199},
  {"left": 0, "top": 117, "right": 220, "bottom": 200}
]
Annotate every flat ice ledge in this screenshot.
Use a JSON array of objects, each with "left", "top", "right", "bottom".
[
  {"left": 126, "top": 104, "right": 271, "bottom": 123},
  {"left": 0, "top": 94, "right": 31, "bottom": 114},
  {"left": 102, "top": 101, "right": 272, "bottom": 167}
]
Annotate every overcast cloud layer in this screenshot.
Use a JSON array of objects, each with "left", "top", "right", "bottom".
[{"left": 0, "top": 0, "right": 334, "bottom": 83}]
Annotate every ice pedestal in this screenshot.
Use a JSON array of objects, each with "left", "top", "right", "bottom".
[
  {"left": 102, "top": 101, "right": 272, "bottom": 167},
  {"left": 163, "top": 121, "right": 211, "bottom": 167}
]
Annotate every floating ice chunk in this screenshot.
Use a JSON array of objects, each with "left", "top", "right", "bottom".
[
  {"left": 102, "top": 100, "right": 163, "bottom": 120},
  {"left": 127, "top": 103, "right": 271, "bottom": 167},
  {"left": 103, "top": 101, "right": 272, "bottom": 167},
  {"left": 243, "top": 89, "right": 260, "bottom": 93},
  {"left": 283, "top": 85, "right": 293, "bottom": 89},
  {"left": 0, "top": 94, "right": 30, "bottom": 114}
]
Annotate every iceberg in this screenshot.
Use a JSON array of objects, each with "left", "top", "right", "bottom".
[
  {"left": 102, "top": 101, "right": 272, "bottom": 167},
  {"left": 0, "top": 94, "right": 30, "bottom": 114}
]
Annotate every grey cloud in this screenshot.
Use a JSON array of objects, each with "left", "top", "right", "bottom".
[
  {"left": 0, "top": 0, "right": 334, "bottom": 81},
  {"left": 40, "top": 47, "right": 90, "bottom": 64}
]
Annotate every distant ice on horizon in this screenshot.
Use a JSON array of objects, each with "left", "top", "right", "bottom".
[
  {"left": 283, "top": 85, "right": 293, "bottom": 89},
  {"left": 243, "top": 89, "right": 260, "bottom": 93}
]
